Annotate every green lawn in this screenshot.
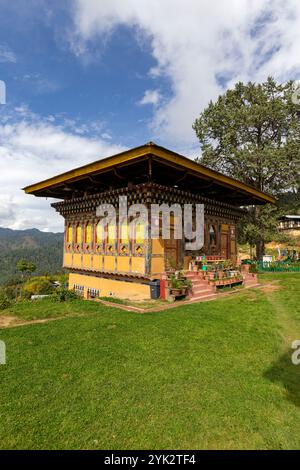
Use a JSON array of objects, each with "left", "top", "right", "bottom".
[{"left": 0, "top": 273, "right": 300, "bottom": 449}]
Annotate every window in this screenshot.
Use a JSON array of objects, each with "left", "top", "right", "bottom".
[
  {"left": 107, "top": 223, "right": 116, "bottom": 243},
  {"left": 135, "top": 222, "right": 145, "bottom": 243},
  {"left": 120, "top": 220, "right": 129, "bottom": 243},
  {"left": 209, "top": 225, "right": 216, "bottom": 246},
  {"left": 107, "top": 222, "right": 116, "bottom": 253},
  {"left": 67, "top": 225, "right": 73, "bottom": 243},
  {"left": 76, "top": 224, "right": 82, "bottom": 245},
  {"left": 95, "top": 221, "right": 105, "bottom": 253},
  {"left": 96, "top": 222, "right": 104, "bottom": 243},
  {"left": 85, "top": 223, "right": 92, "bottom": 246},
  {"left": 119, "top": 219, "right": 129, "bottom": 255}
]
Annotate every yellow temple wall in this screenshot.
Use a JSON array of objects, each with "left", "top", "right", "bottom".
[
  {"left": 150, "top": 238, "right": 165, "bottom": 275},
  {"left": 117, "top": 256, "right": 130, "bottom": 273},
  {"left": 63, "top": 252, "right": 146, "bottom": 275},
  {"left": 69, "top": 272, "right": 150, "bottom": 300},
  {"left": 63, "top": 252, "right": 72, "bottom": 267},
  {"left": 152, "top": 238, "right": 164, "bottom": 254},
  {"left": 103, "top": 255, "right": 115, "bottom": 272},
  {"left": 63, "top": 216, "right": 239, "bottom": 288},
  {"left": 151, "top": 257, "right": 165, "bottom": 275}
]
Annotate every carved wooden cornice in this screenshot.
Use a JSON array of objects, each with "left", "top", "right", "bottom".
[{"left": 52, "top": 182, "right": 245, "bottom": 222}]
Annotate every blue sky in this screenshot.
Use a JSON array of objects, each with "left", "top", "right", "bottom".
[
  {"left": 0, "top": 0, "right": 299, "bottom": 231},
  {"left": 0, "top": 6, "right": 163, "bottom": 147}
]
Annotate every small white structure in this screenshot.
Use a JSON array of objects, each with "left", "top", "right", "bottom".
[{"left": 31, "top": 294, "right": 50, "bottom": 300}]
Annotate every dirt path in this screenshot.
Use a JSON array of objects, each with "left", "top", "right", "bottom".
[{"left": 0, "top": 315, "right": 65, "bottom": 329}]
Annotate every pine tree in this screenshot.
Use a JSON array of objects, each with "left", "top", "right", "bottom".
[{"left": 193, "top": 77, "right": 300, "bottom": 259}]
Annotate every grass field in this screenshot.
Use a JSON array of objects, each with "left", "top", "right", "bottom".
[{"left": 0, "top": 273, "right": 300, "bottom": 449}]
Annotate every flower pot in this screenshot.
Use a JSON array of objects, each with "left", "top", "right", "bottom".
[{"left": 170, "top": 288, "right": 184, "bottom": 296}]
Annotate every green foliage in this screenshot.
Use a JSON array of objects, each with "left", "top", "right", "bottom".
[
  {"left": 2, "top": 281, "right": 22, "bottom": 300},
  {"left": 23, "top": 277, "right": 54, "bottom": 296},
  {"left": 249, "top": 263, "right": 259, "bottom": 273},
  {"left": 258, "top": 260, "right": 300, "bottom": 272},
  {"left": 1, "top": 273, "right": 300, "bottom": 449},
  {"left": 278, "top": 190, "right": 300, "bottom": 215},
  {"left": 50, "top": 288, "right": 78, "bottom": 302},
  {"left": 193, "top": 77, "right": 300, "bottom": 258},
  {"left": 99, "top": 296, "right": 127, "bottom": 304},
  {"left": 17, "top": 259, "right": 36, "bottom": 274},
  {"left": 0, "top": 291, "right": 11, "bottom": 310},
  {"left": 0, "top": 227, "right": 64, "bottom": 285},
  {"left": 238, "top": 204, "right": 279, "bottom": 248},
  {"left": 168, "top": 274, "right": 192, "bottom": 290},
  {"left": 193, "top": 77, "right": 300, "bottom": 194},
  {"left": 167, "top": 256, "right": 183, "bottom": 271}
]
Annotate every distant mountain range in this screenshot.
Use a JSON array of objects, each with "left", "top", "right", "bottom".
[{"left": 0, "top": 227, "right": 64, "bottom": 285}]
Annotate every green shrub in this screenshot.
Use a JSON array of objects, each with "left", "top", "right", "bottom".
[
  {"left": 2, "top": 284, "right": 19, "bottom": 300},
  {"left": 168, "top": 275, "right": 192, "bottom": 290},
  {"left": 0, "top": 292, "right": 11, "bottom": 310},
  {"left": 249, "top": 263, "right": 259, "bottom": 273},
  {"left": 23, "top": 277, "right": 54, "bottom": 296},
  {"left": 51, "top": 288, "right": 78, "bottom": 302}
]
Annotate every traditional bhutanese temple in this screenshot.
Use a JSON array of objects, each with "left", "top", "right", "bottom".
[{"left": 23, "top": 142, "right": 275, "bottom": 300}]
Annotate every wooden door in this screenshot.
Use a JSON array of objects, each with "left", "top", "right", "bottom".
[
  {"left": 221, "top": 232, "right": 229, "bottom": 259},
  {"left": 164, "top": 226, "right": 180, "bottom": 270}
]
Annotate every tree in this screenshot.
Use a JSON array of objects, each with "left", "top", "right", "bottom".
[
  {"left": 16, "top": 259, "right": 37, "bottom": 278},
  {"left": 16, "top": 259, "right": 37, "bottom": 299},
  {"left": 193, "top": 77, "right": 300, "bottom": 259}
]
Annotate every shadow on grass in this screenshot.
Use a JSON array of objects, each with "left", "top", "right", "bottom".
[{"left": 264, "top": 351, "right": 300, "bottom": 408}]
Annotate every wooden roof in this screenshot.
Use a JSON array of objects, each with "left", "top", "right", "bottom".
[{"left": 23, "top": 142, "right": 275, "bottom": 205}]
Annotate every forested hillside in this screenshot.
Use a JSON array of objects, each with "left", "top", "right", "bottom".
[{"left": 0, "top": 227, "right": 64, "bottom": 285}]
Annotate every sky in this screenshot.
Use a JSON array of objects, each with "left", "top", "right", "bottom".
[{"left": 0, "top": 0, "right": 300, "bottom": 232}]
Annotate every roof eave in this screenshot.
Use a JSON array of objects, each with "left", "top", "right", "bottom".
[{"left": 22, "top": 143, "right": 276, "bottom": 205}]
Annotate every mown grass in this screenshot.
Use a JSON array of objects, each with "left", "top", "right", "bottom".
[
  {"left": 0, "top": 273, "right": 299, "bottom": 449},
  {"left": 1, "top": 297, "right": 101, "bottom": 321}
]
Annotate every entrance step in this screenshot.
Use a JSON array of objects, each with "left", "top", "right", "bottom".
[
  {"left": 185, "top": 270, "right": 216, "bottom": 298},
  {"left": 192, "top": 288, "right": 214, "bottom": 295}
]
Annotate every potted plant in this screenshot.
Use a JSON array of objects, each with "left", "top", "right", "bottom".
[
  {"left": 168, "top": 275, "right": 192, "bottom": 298},
  {"left": 249, "top": 263, "right": 259, "bottom": 274},
  {"left": 167, "top": 257, "right": 184, "bottom": 279},
  {"left": 168, "top": 275, "right": 184, "bottom": 296}
]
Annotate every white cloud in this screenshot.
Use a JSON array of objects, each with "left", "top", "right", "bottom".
[
  {"left": 138, "top": 89, "right": 161, "bottom": 106},
  {"left": 71, "top": 0, "right": 300, "bottom": 145},
  {"left": 0, "top": 108, "right": 126, "bottom": 231},
  {"left": 15, "top": 73, "right": 61, "bottom": 95},
  {"left": 0, "top": 44, "right": 16, "bottom": 63}
]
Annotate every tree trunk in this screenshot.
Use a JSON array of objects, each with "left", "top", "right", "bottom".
[
  {"left": 254, "top": 205, "right": 265, "bottom": 260},
  {"left": 256, "top": 238, "right": 265, "bottom": 261}
]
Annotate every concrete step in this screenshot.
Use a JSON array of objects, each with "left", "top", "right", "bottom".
[
  {"left": 186, "top": 276, "right": 205, "bottom": 281},
  {"left": 190, "top": 280, "right": 210, "bottom": 287},
  {"left": 192, "top": 286, "right": 214, "bottom": 292}
]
